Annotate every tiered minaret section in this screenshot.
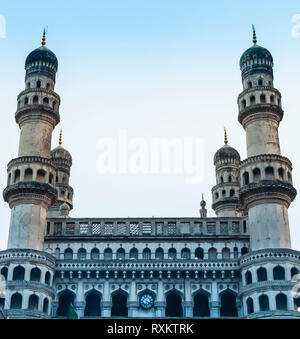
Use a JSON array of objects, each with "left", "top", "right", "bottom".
[
  {"left": 3, "top": 31, "right": 60, "bottom": 251},
  {"left": 238, "top": 28, "right": 297, "bottom": 251},
  {"left": 212, "top": 130, "right": 241, "bottom": 217}
]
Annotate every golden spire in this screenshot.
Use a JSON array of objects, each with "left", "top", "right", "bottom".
[
  {"left": 59, "top": 129, "right": 63, "bottom": 147},
  {"left": 202, "top": 193, "right": 204, "bottom": 201},
  {"left": 252, "top": 25, "right": 257, "bottom": 45},
  {"left": 224, "top": 128, "right": 228, "bottom": 145},
  {"left": 42, "top": 28, "right": 46, "bottom": 46}
]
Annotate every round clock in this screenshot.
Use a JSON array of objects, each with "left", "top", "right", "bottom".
[{"left": 140, "top": 294, "right": 154, "bottom": 310}]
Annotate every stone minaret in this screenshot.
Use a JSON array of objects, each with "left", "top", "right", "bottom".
[
  {"left": 238, "top": 27, "right": 297, "bottom": 251},
  {"left": 211, "top": 130, "right": 241, "bottom": 217},
  {"left": 3, "top": 31, "right": 60, "bottom": 251}
]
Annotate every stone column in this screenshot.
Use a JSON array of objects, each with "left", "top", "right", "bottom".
[
  {"left": 128, "top": 280, "right": 138, "bottom": 317},
  {"left": 101, "top": 280, "right": 111, "bottom": 317},
  {"left": 210, "top": 281, "right": 220, "bottom": 318}
]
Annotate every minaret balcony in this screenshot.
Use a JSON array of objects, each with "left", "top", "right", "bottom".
[
  {"left": 15, "top": 104, "right": 60, "bottom": 127},
  {"left": 238, "top": 104, "right": 284, "bottom": 125}
]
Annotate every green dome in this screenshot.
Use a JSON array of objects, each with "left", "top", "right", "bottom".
[
  {"left": 240, "top": 45, "right": 273, "bottom": 69},
  {"left": 25, "top": 46, "right": 58, "bottom": 70}
]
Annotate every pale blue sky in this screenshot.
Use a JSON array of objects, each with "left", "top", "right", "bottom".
[{"left": 1, "top": 0, "right": 300, "bottom": 250}]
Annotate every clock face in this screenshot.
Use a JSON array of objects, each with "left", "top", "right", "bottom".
[{"left": 140, "top": 294, "right": 154, "bottom": 310}]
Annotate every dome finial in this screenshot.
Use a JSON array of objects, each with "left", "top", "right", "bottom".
[
  {"left": 41, "top": 28, "right": 47, "bottom": 46},
  {"left": 59, "top": 129, "right": 63, "bottom": 147},
  {"left": 252, "top": 25, "right": 258, "bottom": 45},
  {"left": 224, "top": 128, "right": 228, "bottom": 145}
]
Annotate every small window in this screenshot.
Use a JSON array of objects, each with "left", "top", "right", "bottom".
[
  {"left": 37, "top": 80, "right": 41, "bottom": 88},
  {"left": 250, "top": 96, "right": 256, "bottom": 104},
  {"left": 258, "top": 79, "right": 263, "bottom": 86},
  {"left": 248, "top": 81, "right": 253, "bottom": 88}
]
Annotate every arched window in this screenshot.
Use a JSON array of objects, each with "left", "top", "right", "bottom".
[
  {"left": 43, "top": 298, "right": 49, "bottom": 314},
  {"left": 273, "top": 266, "right": 285, "bottom": 280},
  {"left": 43, "top": 97, "right": 49, "bottom": 105},
  {"left": 143, "top": 248, "right": 151, "bottom": 260},
  {"left": 291, "top": 267, "right": 300, "bottom": 280},
  {"left": 222, "top": 248, "right": 230, "bottom": 260},
  {"left": 215, "top": 192, "right": 219, "bottom": 200},
  {"left": 230, "top": 189, "right": 235, "bottom": 197},
  {"left": 253, "top": 168, "right": 261, "bottom": 183},
  {"left": 276, "top": 293, "right": 288, "bottom": 311},
  {"left": 193, "top": 292, "right": 210, "bottom": 317},
  {"left": 155, "top": 248, "right": 164, "bottom": 260},
  {"left": 270, "top": 95, "right": 275, "bottom": 103},
  {"left": 37, "top": 169, "right": 46, "bottom": 183},
  {"left": 245, "top": 271, "right": 252, "bottom": 285},
  {"left": 257, "top": 267, "right": 268, "bottom": 282},
  {"left": 64, "top": 248, "right": 73, "bottom": 260},
  {"left": 1, "top": 267, "right": 8, "bottom": 280},
  {"left": 91, "top": 248, "right": 100, "bottom": 260},
  {"left": 241, "top": 247, "right": 248, "bottom": 256},
  {"left": 265, "top": 167, "right": 275, "bottom": 180},
  {"left": 27, "top": 82, "right": 31, "bottom": 89},
  {"left": 228, "top": 175, "right": 232, "bottom": 183},
  {"left": 84, "top": 290, "right": 102, "bottom": 317},
  {"left": 24, "top": 168, "right": 33, "bottom": 181},
  {"left": 287, "top": 172, "right": 292, "bottom": 184},
  {"left": 247, "top": 298, "right": 254, "bottom": 315},
  {"left": 111, "top": 290, "right": 128, "bottom": 317},
  {"left": 30, "top": 267, "right": 41, "bottom": 282},
  {"left": 220, "top": 176, "right": 224, "bottom": 184},
  {"left": 28, "top": 294, "right": 39, "bottom": 311},
  {"left": 14, "top": 170, "right": 20, "bottom": 183},
  {"left": 260, "top": 94, "right": 266, "bottom": 103},
  {"left": 233, "top": 247, "right": 239, "bottom": 259},
  {"left": 24, "top": 97, "right": 29, "bottom": 105},
  {"left": 56, "top": 290, "right": 75, "bottom": 317},
  {"left": 13, "top": 266, "right": 25, "bottom": 281},
  {"left": 49, "top": 173, "right": 54, "bottom": 185},
  {"left": 222, "top": 190, "right": 226, "bottom": 197},
  {"left": 166, "top": 291, "right": 183, "bottom": 318},
  {"left": 258, "top": 79, "right": 263, "bottom": 86},
  {"left": 181, "top": 248, "right": 191, "bottom": 260},
  {"left": 37, "top": 80, "right": 41, "bottom": 88},
  {"left": 104, "top": 248, "right": 112, "bottom": 260},
  {"left": 208, "top": 248, "right": 218, "bottom": 260},
  {"left": 45, "top": 271, "right": 51, "bottom": 285},
  {"left": 117, "top": 248, "right": 125, "bottom": 260},
  {"left": 243, "top": 172, "right": 250, "bottom": 185},
  {"left": 129, "top": 248, "right": 138, "bottom": 260},
  {"left": 248, "top": 81, "right": 253, "bottom": 88},
  {"left": 278, "top": 168, "right": 285, "bottom": 181},
  {"left": 78, "top": 248, "right": 87, "bottom": 260},
  {"left": 242, "top": 99, "right": 246, "bottom": 109},
  {"left": 168, "top": 248, "right": 177, "bottom": 260},
  {"left": 259, "top": 295, "right": 270, "bottom": 311},
  {"left": 33, "top": 96, "right": 39, "bottom": 104},
  {"left": 220, "top": 292, "right": 238, "bottom": 317},
  {"left": 250, "top": 96, "right": 256, "bottom": 104},
  {"left": 10, "top": 293, "right": 22, "bottom": 309},
  {"left": 195, "top": 248, "right": 204, "bottom": 260},
  {"left": 46, "top": 83, "right": 50, "bottom": 90}
]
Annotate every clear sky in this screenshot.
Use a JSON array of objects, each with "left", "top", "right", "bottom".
[{"left": 0, "top": 0, "right": 300, "bottom": 250}]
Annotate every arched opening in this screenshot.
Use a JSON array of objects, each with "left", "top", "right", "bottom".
[
  {"left": 91, "top": 248, "right": 100, "bottom": 260},
  {"left": 233, "top": 247, "right": 239, "bottom": 259},
  {"left": 273, "top": 266, "right": 285, "bottom": 280},
  {"left": 230, "top": 189, "right": 235, "bottom": 197},
  {"left": 43, "top": 97, "right": 49, "bottom": 105},
  {"left": 36, "top": 80, "right": 41, "bottom": 88},
  {"left": 30, "top": 267, "right": 41, "bottom": 282},
  {"left": 258, "top": 79, "right": 263, "bottom": 86},
  {"left": 181, "top": 248, "right": 191, "bottom": 260},
  {"left": 222, "top": 248, "right": 230, "bottom": 260},
  {"left": 46, "top": 83, "right": 50, "bottom": 90},
  {"left": 129, "top": 248, "right": 138, "bottom": 260},
  {"left": 250, "top": 96, "right": 256, "bottom": 104},
  {"left": 287, "top": 172, "right": 292, "bottom": 184},
  {"left": 104, "top": 248, "right": 112, "bottom": 260},
  {"left": 248, "top": 81, "right": 253, "bottom": 88},
  {"left": 253, "top": 168, "right": 261, "bottom": 183},
  {"left": 222, "top": 190, "right": 226, "bottom": 197},
  {"left": 228, "top": 175, "right": 232, "bottom": 183},
  {"left": 260, "top": 94, "right": 266, "bottom": 103},
  {"left": 208, "top": 248, "right": 218, "bottom": 260},
  {"left": 33, "top": 96, "right": 39, "bottom": 104},
  {"left": 245, "top": 271, "right": 252, "bottom": 285},
  {"left": 24, "top": 168, "right": 33, "bottom": 181},
  {"left": 111, "top": 290, "right": 128, "bottom": 317},
  {"left": 242, "top": 99, "right": 246, "bottom": 109},
  {"left": 270, "top": 95, "right": 275, "bottom": 103},
  {"left": 265, "top": 167, "right": 275, "bottom": 180},
  {"left": 193, "top": 292, "right": 210, "bottom": 317},
  {"left": 64, "top": 248, "right": 73, "bottom": 260},
  {"left": 14, "top": 170, "right": 20, "bottom": 183},
  {"left": 215, "top": 192, "right": 219, "bottom": 200},
  {"left": 13, "top": 266, "right": 25, "bottom": 281},
  {"left": 291, "top": 267, "right": 299, "bottom": 280},
  {"left": 195, "top": 248, "right": 204, "bottom": 260},
  {"left": 43, "top": 298, "right": 49, "bottom": 314},
  {"left": 45, "top": 271, "right": 51, "bottom": 285},
  {"left": 27, "top": 82, "right": 31, "bottom": 89},
  {"left": 49, "top": 173, "right": 54, "bottom": 185},
  {"left": 1, "top": 267, "right": 8, "bottom": 280},
  {"left": 10, "top": 293, "right": 22, "bottom": 309},
  {"left": 276, "top": 293, "right": 288, "bottom": 311},
  {"left": 257, "top": 267, "right": 268, "bottom": 282},
  {"left": 78, "top": 248, "right": 87, "bottom": 260},
  {"left": 143, "top": 248, "right": 151, "bottom": 260},
  {"left": 36, "top": 169, "right": 46, "bottom": 183},
  {"left": 166, "top": 291, "right": 183, "bottom": 318},
  {"left": 220, "top": 176, "right": 224, "bottom": 184},
  {"left": 241, "top": 247, "right": 248, "bottom": 256},
  {"left": 24, "top": 97, "right": 29, "bottom": 105},
  {"left": 155, "top": 248, "right": 164, "bottom": 260},
  {"left": 247, "top": 297, "right": 254, "bottom": 315},
  {"left": 84, "top": 290, "right": 102, "bottom": 317},
  {"left": 259, "top": 295, "right": 270, "bottom": 311},
  {"left": 168, "top": 248, "right": 177, "bottom": 260},
  {"left": 56, "top": 290, "right": 75, "bottom": 317},
  {"left": 220, "top": 292, "right": 238, "bottom": 317},
  {"left": 117, "top": 248, "right": 125, "bottom": 260},
  {"left": 278, "top": 168, "right": 285, "bottom": 181},
  {"left": 28, "top": 294, "right": 39, "bottom": 311},
  {"left": 243, "top": 172, "right": 250, "bottom": 185}
]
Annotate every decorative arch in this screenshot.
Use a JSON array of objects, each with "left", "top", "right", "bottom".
[
  {"left": 56, "top": 289, "right": 76, "bottom": 317},
  {"left": 30, "top": 267, "right": 41, "bottom": 282},
  {"left": 84, "top": 289, "right": 102, "bottom": 317},
  {"left": 193, "top": 289, "right": 210, "bottom": 318},
  {"left": 111, "top": 289, "right": 128, "bottom": 318},
  {"left": 219, "top": 289, "right": 238, "bottom": 317},
  {"left": 64, "top": 248, "right": 73, "bottom": 260},
  {"left": 165, "top": 289, "right": 183, "bottom": 318},
  {"left": 13, "top": 266, "right": 25, "bottom": 281}
]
